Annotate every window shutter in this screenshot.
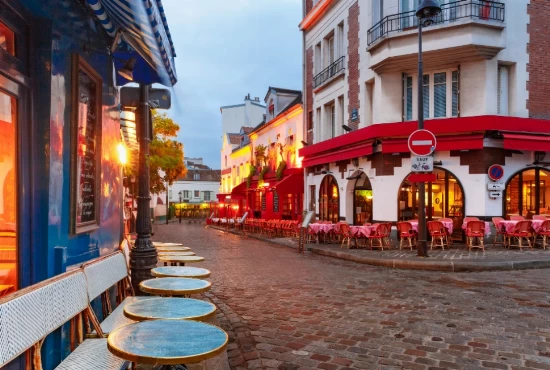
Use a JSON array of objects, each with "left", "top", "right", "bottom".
[
  {"left": 404, "top": 75, "right": 413, "bottom": 121},
  {"left": 423, "top": 74, "right": 430, "bottom": 118},
  {"left": 452, "top": 70, "right": 459, "bottom": 116},
  {"left": 434, "top": 72, "right": 447, "bottom": 118}
]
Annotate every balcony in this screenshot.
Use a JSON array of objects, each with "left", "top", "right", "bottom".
[
  {"left": 313, "top": 56, "right": 345, "bottom": 90},
  {"left": 366, "top": 0, "right": 506, "bottom": 74}
]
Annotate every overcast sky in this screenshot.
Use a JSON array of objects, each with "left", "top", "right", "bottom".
[{"left": 162, "top": 0, "right": 303, "bottom": 169}]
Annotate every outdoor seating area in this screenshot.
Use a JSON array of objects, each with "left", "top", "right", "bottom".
[
  {"left": 0, "top": 240, "right": 226, "bottom": 369},
  {"left": 492, "top": 216, "right": 550, "bottom": 251},
  {"left": 212, "top": 217, "right": 301, "bottom": 238}
]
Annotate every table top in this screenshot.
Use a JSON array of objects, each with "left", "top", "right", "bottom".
[
  {"left": 123, "top": 297, "right": 216, "bottom": 322},
  {"left": 152, "top": 266, "right": 211, "bottom": 279},
  {"left": 140, "top": 277, "right": 211, "bottom": 296},
  {"left": 157, "top": 251, "right": 196, "bottom": 256},
  {"left": 155, "top": 246, "right": 191, "bottom": 252},
  {"left": 107, "top": 319, "right": 228, "bottom": 365},
  {"left": 153, "top": 242, "right": 183, "bottom": 247},
  {"left": 158, "top": 255, "right": 204, "bottom": 263}
]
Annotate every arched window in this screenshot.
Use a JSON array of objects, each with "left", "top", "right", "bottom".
[
  {"left": 505, "top": 168, "right": 550, "bottom": 219},
  {"left": 319, "top": 175, "right": 339, "bottom": 223}
]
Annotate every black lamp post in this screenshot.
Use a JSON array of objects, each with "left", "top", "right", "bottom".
[
  {"left": 416, "top": 0, "right": 441, "bottom": 257},
  {"left": 178, "top": 191, "right": 183, "bottom": 223},
  {"left": 130, "top": 84, "right": 157, "bottom": 294}
]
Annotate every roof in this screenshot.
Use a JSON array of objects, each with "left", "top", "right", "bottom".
[
  {"left": 241, "top": 127, "right": 254, "bottom": 134},
  {"left": 177, "top": 169, "right": 221, "bottom": 182},
  {"left": 219, "top": 103, "right": 245, "bottom": 113},
  {"left": 251, "top": 93, "right": 303, "bottom": 135},
  {"left": 227, "top": 133, "right": 243, "bottom": 145},
  {"left": 264, "top": 87, "right": 302, "bottom": 102}
]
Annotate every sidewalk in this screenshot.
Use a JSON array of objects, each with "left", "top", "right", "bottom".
[{"left": 209, "top": 225, "right": 550, "bottom": 272}]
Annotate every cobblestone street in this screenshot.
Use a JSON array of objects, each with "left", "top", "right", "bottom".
[{"left": 153, "top": 223, "right": 550, "bottom": 370}]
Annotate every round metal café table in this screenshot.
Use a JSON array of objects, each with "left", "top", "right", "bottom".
[
  {"left": 140, "top": 277, "right": 211, "bottom": 296},
  {"left": 107, "top": 319, "right": 228, "bottom": 367},
  {"left": 159, "top": 255, "right": 204, "bottom": 266},
  {"left": 152, "top": 266, "right": 211, "bottom": 279},
  {"left": 157, "top": 251, "right": 196, "bottom": 257},
  {"left": 153, "top": 242, "right": 183, "bottom": 247},
  {"left": 123, "top": 297, "right": 216, "bottom": 322},
  {"left": 156, "top": 246, "right": 191, "bottom": 252}
]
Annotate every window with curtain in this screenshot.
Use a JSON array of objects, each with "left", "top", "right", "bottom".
[{"left": 403, "top": 69, "right": 459, "bottom": 120}]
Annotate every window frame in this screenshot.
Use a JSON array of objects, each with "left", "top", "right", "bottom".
[
  {"left": 194, "top": 190, "right": 200, "bottom": 198},
  {"left": 403, "top": 68, "right": 459, "bottom": 121}
]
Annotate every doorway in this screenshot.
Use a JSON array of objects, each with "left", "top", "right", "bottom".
[{"left": 350, "top": 171, "right": 373, "bottom": 225}]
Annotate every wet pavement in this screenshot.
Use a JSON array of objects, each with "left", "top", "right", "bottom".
[{"left": 152, "top": 223, "right": 550, "bottom": 370}]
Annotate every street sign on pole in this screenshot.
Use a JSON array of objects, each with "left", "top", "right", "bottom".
[
  {"left": 411, "top": 156, "right": 433, "bottom": 172},
  {"left": 408, "top": 129, "right": 437, "bottom": 156}
]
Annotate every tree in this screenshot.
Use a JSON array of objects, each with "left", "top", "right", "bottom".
[
  {"left": 148, "top": 111, "right": 187, "bottom": 194},
  {"left": 254, "top": 144, "right": 268, "bottom": 168}
]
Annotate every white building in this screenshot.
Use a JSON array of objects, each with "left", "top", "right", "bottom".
[
  {"left": 168, "top": 160, "right": 221, "bottom": 218},
  {"left": 220, "top": 94, "right": 266, "bottom": 136},
  {"left": 299, "top": 0, "right": 550, "bottom": 234}
]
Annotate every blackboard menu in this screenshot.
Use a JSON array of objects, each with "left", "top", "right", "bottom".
[
  {"left": 273, "top": 191, "right": 279, "bottom": 213},
  {"left": 71, "top": 56, "right": 102, "bottom": 234},
  {"left": 261, "top": 193, "right": 266, "bottom": 211}
]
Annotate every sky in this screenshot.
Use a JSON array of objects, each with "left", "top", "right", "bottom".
[{"left": 161, "top": 0, "right": 303, "bottom": 169}]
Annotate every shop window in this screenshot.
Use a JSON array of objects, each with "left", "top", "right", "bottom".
[
  {"left": 505, "top": 168, "right": 550, "bottom": 219},
  {"left": 0, "top": 91, "right": 17, "bottom": 294},
  {"left": 0, "top": 22, "right": 15, "bottom": 56},
  {"left": 283, "top": 194, "right": 292, "bottom": 216},
  {"left": 319, "top": 175, "right": 339, "bottom": 223}
]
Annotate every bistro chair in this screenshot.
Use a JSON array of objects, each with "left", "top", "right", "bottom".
[
  {"left": 427, "top": 221, "right": 447, "bottom": 250},
  {"left": 537, "top": 220, "right": 550, "bottom": 249},
  {"left": 396, "top": 222, "right": 416, "bottom": 250},
  {"left": 466, "top": 221, "right": 486, "bottom": 251},
  {"left": 367, "top": 223, "right": 392, "bottom": 250},
  {"left": 339, "top": 223, "right": 353, "bottom": 249},
  {"left": 492, "top": 217, "right": 506, "bottom": 247},
  {"left": 510, "top": 215, "right": 525, "bottom": 221},
  {"left": 439, "top": 218, "right": 454, "bottom": 246},
  {"left": 533, "top": 215, "right": 548, "bottom": 220},
  {"left": 463, "top": 216, "right": 480, "bottom": 224},
  {"left": 507, "top": 220, "right": 533, "bottom": 250}
]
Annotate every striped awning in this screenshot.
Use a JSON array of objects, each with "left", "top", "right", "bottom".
[{"left": 86, "top": 0, "right": 177, "bottom": 87}]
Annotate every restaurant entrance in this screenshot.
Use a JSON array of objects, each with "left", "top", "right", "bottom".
[
  {"left": 398, "top": 168, "right": 465, "bottom": 239},
  {"left": 348, "top": 171, "right": 372, "bottom": 225}
]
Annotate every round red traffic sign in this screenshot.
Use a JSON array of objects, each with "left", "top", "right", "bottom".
[
  {"left": 408, "top": 129, "right": 437, "bottom": 156},
  {"left": 488, "top": 164, "right": 504, "bottom": 181}
]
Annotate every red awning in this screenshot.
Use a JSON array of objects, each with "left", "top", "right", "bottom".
[
  {"left": 381, "top": 134, "right": 484, "bottom": 154},
  {"left": 302, "top": 141, "right": 373, "bottom": 167},
  {"left": 503, "top": 133, "right": 550, "bottom": 152},
  {"left": 274, "top": 173, "right": 304, "bottom": 195},
  {"left": 232, "top": 181, "right": 248, "bottom": 195},
  {"left": 216, "top": 193, "right": 231, "bottom": 202}
]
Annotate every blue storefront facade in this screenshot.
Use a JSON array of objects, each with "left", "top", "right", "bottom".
[{"left": 0, "top": 0, "right": 177, "bottom": 368}]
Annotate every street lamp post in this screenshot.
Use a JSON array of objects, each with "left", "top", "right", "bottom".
[
  {"left": 416, "top": 0, "right": 441, "bottom": 258},
  {"left": 178, "top": 191, "right": 183, "bottom": 223}
]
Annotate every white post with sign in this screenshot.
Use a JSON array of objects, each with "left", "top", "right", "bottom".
[{"left": 411, "top": 156, "right": 433, "bottom": 172}]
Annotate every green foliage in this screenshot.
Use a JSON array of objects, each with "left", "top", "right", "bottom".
[
  {"left": 246, "top": 164, "right": 256, "bottom": 188},
  {"left": 254, "top": 144, "right": 268, "bottom": 167},
  {"left": 148, "top": 111, "right": 187, "bottom": 194},
  {"left": 258, "top": 166, "right": 269, "bottom": 187},
  {"left": 276, "top": 160, "right": 286, "bottom": 181}
]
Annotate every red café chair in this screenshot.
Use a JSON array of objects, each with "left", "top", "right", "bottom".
[
  {"left": 492, "top": 217, "right": 506, "bottom": 247},
  {"left": 367, "top": 223, "right": 392, "bottom": 250},
  {"left": 466, "top": 221, "right": 486, "bottom": 251},
  {"left": 427, "top": 221, "right": 447, "bottom": 250},
  {"left": 537, "top": 220, "right": 550, "bottom": 249},
  {"left": 396, "top": 222, "right": 416, "bottom": 250},
  {"left": 340, "top": 223, "right": 353, "bottom": 249},
  {"left": 507, "top": 220, "right": 533, "bottom": 250}
]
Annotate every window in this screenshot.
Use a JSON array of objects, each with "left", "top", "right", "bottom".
[
  {"left": 194, "top": 190, "right": 200, "bottom": 198},
  {"left": 316, "top": 107, "right": 321, "bottom": 138},
  {"left": 0, "top": 22, "right": 15, "bottom": 55},
  {"left": 403, "top": 70, "right": 459, "bottom": 120},
  {"left": 319, "top": 175, "right": 339, "bottom": 223},
  {"left": 404, "top": 76, "right": 413, "bottom": 121},
  {"left": 193, "top": 172, "right": 200, "bottom": 180},
  {"left": 168, "top": 190, "right": 172, "bottom": 200},
  {"left": 309, "top": 185, "right": 316, "bottom": 211},
  {"left": 0, "top": 91, "right": 17, "bottom": 292},
  {"left": 497, "top": 65, "right": 508, "bottom": 115},
  {"left": 203, "top": 191, "right": 211, "bottom": 201},
  {"left": 183, "top": 190, "right": 190, "bottom": 199},
  {"left": 337, "top": 22, "right": 344, "bottom": 58},
  {"left": 327, "top": 103, "right": 336, "bottom": 139},
  {"left": 338, "top": 96, "right": 344, "bottom": 129},
  {"left": 315, "top": 43, "right": 322, "bottom": 74},
  {"left": 505, "top": 169, "right": 550, "bottom": 218},
  {"left": 327, "top": 36, "right": 335, "bottom": 65}
]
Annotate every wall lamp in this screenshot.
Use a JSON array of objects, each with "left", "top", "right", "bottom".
[
  {"left": 342, "top": 125, "right": 353, "bottom": 132},
  {"left": 301, "top": 140, "right": 308, "bottom": 147}
]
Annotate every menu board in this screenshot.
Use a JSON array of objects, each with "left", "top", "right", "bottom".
[
  {"left": 261, "top": 193, "right": 266, "bottom": 211},
  {"left": 71, "top": 56, "right": 102, "bottom": 234},
  {"left": 273, "top": 191, "right": 279, "bottom": 213}
]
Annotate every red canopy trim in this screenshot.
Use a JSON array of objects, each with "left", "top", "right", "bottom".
[{"left": 502, "top": 133, "right": 550, "bottom": 152}]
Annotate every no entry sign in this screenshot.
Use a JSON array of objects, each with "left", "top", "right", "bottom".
[{"left": 408, "top": 129, "right": 437, "bottom": 156}]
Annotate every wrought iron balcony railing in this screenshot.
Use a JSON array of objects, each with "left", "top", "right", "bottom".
[
  {"left": 313, "top": 56, "right": 345, "bottom": 89},
  {"left": 367, "top": 0, "right": 505, "bottom": 46}
]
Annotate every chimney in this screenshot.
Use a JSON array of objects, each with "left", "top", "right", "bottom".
[{"left": 254, "top": 97, "right": 260, "bottom": 102}]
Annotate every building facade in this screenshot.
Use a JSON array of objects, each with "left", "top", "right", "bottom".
[
  {"left": 169, "top": 159, "right": 221, "bottom": 218},
  {"left": 300, "top": 0, "right": 550, "bottom": 234},
  {"left": 220, "top": 88, "right": 305, "bottom": 220}
]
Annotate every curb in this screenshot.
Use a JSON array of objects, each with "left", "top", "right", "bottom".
[{"left": 208, "top": 226, "right": 550, "bottom": 273}]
